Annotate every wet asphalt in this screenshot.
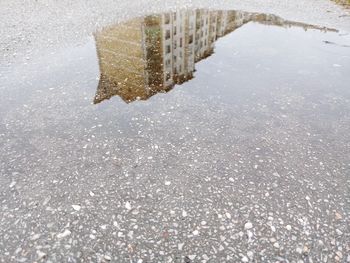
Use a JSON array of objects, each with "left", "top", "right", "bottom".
[{"left": 1, "top": 1, "right": 350, "bottom": 263}]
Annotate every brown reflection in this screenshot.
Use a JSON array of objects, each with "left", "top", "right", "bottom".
[{"left": 94, "top": 9, "right": 337, "bottom": 104}]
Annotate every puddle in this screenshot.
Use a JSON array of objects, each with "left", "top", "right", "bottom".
[
  {"left": 93, "top": 9, "right": 343, "bottom": 104},
  {"left": 1, "top": 8, "right": 349, "bottom": 179}
]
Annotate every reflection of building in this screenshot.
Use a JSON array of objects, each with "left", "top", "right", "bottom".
[
  {"left": 94, "top": 16, "right": 163, "bottom": 104},
  {"left": 94, "top": 9, "right": 337, "bottom": 104}
]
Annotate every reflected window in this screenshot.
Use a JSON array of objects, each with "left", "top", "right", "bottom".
[
  {"left": 166, "top": 45, "right": 171, "bottom": 54},
  {"left": 180, "top": 38, "right": 183, "bottom": 47},
  {"left": 164, "top": 14, "right": 170, "bottom": 24},
  {"left": 166, "top": 72, "right": 171, "bottom": 81},
  {"left": 166, "top": 59, "right": 171, "bottom": 67},
  {"left": 166, "top": 30, "right": 171, "bottom": 40},
  {"left": 189, "top": 35, "right": 193, "bottom": 44}
]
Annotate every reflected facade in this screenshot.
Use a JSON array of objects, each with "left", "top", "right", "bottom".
[{"left": 94, "top": 9, "right": 336, "bottom": 104}]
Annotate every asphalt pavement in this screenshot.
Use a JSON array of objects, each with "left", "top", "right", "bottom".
[{"left": 0, "top": 1, "right": 350, "bottom": 262}]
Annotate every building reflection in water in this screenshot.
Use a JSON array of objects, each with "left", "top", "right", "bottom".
[{"left": 93, "top": 9, "right": 336, "bottom": 104}]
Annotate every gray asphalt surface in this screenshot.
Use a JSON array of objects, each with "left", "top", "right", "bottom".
[{"left": 1, "top": 1, "right": 350, "bottom": 263}]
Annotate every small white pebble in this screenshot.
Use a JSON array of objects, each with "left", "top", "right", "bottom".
[
  {"left": 247, "top": 251, "right": 254, "bottom": 259},
  {"left": 104, "top": 255, "right": 111, "bottom": 261},
  {"left": 36, "top": 250, "right": 46, "bottom": 259},
  {"left": 125, "top": 202, "right": 132, "bottom": 210},
  {"left": 30, "top": 234, "right": 41, "bottom": 241},
  {"left": 72, "top": 205, "right": 81, "bottom": 211},
  {"left": 336, "top": 251, "right": 343, "bottom": 259},
  {"left": 247, "top": 230, "right": 253, "bottom": 239},
  {"left": 164, "top": 181, "right": 171, "bottom": 186},
  {"left": 57, "top": 229, "right": 71, "bottom": 239},
  {"left": 244, "top": 222, "right": 253, "bottom": 230},
  {"left": 241, "top": 255, "right": 249, "bottom": 262},
  {"left": 273, "top": 172, "right": 280, "bottom": 177}
]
